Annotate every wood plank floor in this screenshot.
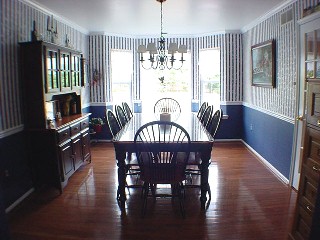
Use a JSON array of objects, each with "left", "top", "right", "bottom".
[{"left": 7, "top": 141, "right": 297, "bottom": 240}]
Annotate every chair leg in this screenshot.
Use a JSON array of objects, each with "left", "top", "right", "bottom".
[
  {"left": 141, "top": 182, "right": 149, "bottom": 217},
  {"left": 178, "top": 182, "right": 185, "bottom": 218},
  {"left": 207, "top": 183, "right": 211, "bottom": 201}
]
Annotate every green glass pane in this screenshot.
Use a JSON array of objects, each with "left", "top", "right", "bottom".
[
  {"left": 47, "top": 71, "right": 52, "bottom": 89},
  {"left": 53, "top": 71, "right": 59, "bottom": 88},
  {"left": 316, "top": 62, "right": 320, "bottom": 78},
  {"left": 306, "top": 62, "right": 315, "bottom": 78},
  {"left": 317, "top": 29, "right": 320, "bottom": 59},
  {"left": 65, "top": 73, "right": 70, "bottom": 87}
]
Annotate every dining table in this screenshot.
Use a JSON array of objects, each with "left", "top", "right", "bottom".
[{"left": 112, "top": 111, "right": 214, "bottom": 209}]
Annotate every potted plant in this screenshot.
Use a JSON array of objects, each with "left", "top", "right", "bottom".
[{"left": 89, "top": 117, "right": 105, "bottom": 133}]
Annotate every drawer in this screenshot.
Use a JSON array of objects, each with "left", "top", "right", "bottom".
[
  {"left": 295, "top": 208, "right": 311, "bottom": 240},
  {"left": 57, "top": 127, "right": 70, "bottom": 143},
  {"left": 70, "top": 122, "right": 81, "bottom": 136},
  {"left": 80, "top": 118, "right": 89, "bottom": 130},
  {"left": 299, "top": 167, "right": 318, "bottom": 207},
  {"left": 304, "top": 160, "right": 320, "bottom": 182},
  {"left": 309, "top": 136, "right": 320, "bottom": 165}
]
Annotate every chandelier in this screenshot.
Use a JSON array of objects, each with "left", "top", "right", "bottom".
[{"left": 137, "top": 0, "right": 187, "bottom": 70}]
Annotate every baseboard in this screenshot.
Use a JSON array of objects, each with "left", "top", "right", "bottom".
[
  {"left": 5, "top": 188, "right": 34, "bottom": 213},
  {"left": 241, "top": 140, "right": 289, "bottom": 185}
]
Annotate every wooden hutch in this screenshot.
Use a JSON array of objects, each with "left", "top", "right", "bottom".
[{"left": 19, "top": 41, "right": 91, "bottom": 193}]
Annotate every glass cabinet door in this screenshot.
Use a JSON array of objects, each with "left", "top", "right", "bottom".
[
  {"left": 60, "top": 52, "right": 71, "bottom": 90},
  {"left": 71, "top": 54, "right": 81, "bottom": 88},
  {"left": 46, "top": 49, "right": 60, "bottom": 92},
  {"left": 305, "top": 29, "right": 320, "bottom": 79}
]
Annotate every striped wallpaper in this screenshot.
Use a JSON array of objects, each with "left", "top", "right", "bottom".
[
  {"left": 243, "top": 2, "right": 300, "bottom": 121},
  {"left": 88, "top": 33, "right": 243, "bottom": 104},
  {"left": 0, "top": 0, "right": 88, "bottom": 136},
  {"left": 1, "top": 0, "right": 320, "bottom": 136}
]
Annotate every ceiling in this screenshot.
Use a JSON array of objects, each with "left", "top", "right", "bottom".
[{"left": 30, "top": 0, "right": 289, "bottom": 36}]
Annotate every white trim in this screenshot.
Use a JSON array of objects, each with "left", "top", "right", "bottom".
[
  {"left": 0, "top": 125, "right": 24, "bottom": 139},
  {"left": 220, "top": 101, "right": 243, "bottom": 106},
  {"left": 89, "top": 30, "right": 242, "bottom": 39},
  {"left": 241, "top": 0, "right": 297, "bottom": 33},
  {"left": 21, "top": 0, "right": 89, "bottom": 34},
  {"left": 214, "top": 138, "right": 242, "bottom": 142},
  {"left": 90, "top": 102, "right": 113, "bottom": 107},
  {"left": 297, "top": 11, "right": 320, "bottom": 25},
  {"left": 5, "top": 188, "right": 34, "bottom": 213},
  {"left": 241, "top": 140, "right": 289, "bottom": 185},
  {"left": 243, "top": 102, "right": 295, "bottom": 124}
]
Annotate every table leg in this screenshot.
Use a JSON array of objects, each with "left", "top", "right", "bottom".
[
  {"left": 114, "top": 148, "right": 127, "bottom": 207},
  {"left": 200, "top": 147, "right": 212, "bottom": 209}
]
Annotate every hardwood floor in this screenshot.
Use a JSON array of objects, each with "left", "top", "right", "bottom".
[{"left": 7, "top": 141, "right": 297, "bottom": 240}]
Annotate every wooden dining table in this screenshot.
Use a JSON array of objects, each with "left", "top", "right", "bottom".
[{"left": 112, "top": 112, "right": 214, "bottom": 209}]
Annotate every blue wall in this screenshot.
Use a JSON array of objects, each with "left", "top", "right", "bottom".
[
  {"left": 89, "top": 104, "right": 294, "bottom": 179},
  {"left": 0, "top": 132, "right": 33, "bottom": 208},
  {"left": 242, "top": 106, "right": 294, "bottom": 179},
  {"left": 216, "top": 105, "right": 243, "bottom": 139}
]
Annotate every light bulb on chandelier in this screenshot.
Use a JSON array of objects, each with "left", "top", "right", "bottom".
[{"left": 137, "top": 0, "right": 187, "bottom": 70}]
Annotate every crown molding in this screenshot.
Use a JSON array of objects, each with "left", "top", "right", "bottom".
[
  {"left": 241, "top": 0, "right": 297, "bottom": 33},
  {"left": 21, "top": 0, "right": 89, "bottom": 35}
]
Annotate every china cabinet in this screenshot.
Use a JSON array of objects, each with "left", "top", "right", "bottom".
[{"left": 19, "top": 41, "right": 91, "bottom": 192}]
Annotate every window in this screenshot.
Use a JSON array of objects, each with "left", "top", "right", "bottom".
[
  {"left": 199, "top": 48, "right": 220, "bottom": 110},
  {"left": 140, "top": 53, "right": 191, "bottom": 113},
  {"left": 110, "top": 49, "right": 133, "bottom": 105}
]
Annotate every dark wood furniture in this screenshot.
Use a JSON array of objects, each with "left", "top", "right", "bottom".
[
  {"left": 289, "top": 82, "right": 320, "bottom": 240},
  {"left": 289, "top": 26, "right": 320, "bottom": 240},
  {"left": 134, "top": 121, "right": 191, "bottom": 217},
  {"left": 112, "top": 112, "right": 214, "bottom": 209},
  {"left": 19, "top": 41, "right": 91, "bottom": 193}
]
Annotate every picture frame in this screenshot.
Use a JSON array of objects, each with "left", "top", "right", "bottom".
[{"left": 251, "top": 40, "right": 275, "bottom": 88}]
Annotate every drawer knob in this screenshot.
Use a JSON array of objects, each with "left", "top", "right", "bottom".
[
  {"left": 312, "top": 165, "right": 319, "bottom": 172},
  {"left": 318, "top": 120, "right": 320, "bottom": 126},
  {"left": 306, "top": 205, "right": 312, "bottom": 212}
]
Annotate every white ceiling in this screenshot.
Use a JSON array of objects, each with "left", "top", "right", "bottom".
[{"left": 30, "top": 0, "right": 290, "bottom": 36}]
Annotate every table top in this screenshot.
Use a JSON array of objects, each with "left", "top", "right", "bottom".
[{"left": 113, "top": 112, "right": 214, "bottom": 143}]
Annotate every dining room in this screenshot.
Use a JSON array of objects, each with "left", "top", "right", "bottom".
[{"left": 1, "top": 0, "right": 320, "bottom": 239}]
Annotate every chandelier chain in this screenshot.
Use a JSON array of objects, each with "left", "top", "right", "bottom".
[{"left": 137, "top": 0, "right": 186, "bottom": 70}]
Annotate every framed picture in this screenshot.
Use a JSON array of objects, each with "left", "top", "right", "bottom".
[{"left": 251, "top": 40, "right": 275, "bottom": 88}]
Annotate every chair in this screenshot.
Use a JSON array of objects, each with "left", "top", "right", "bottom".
[
  {"left": 197, "top": 102, "right": 208, "bottom": 120},
  {"left": 134, "top": 121, "right": 191, "bottom": 217},
  {"left": 185, "top": 109, "right": 223, "bottom": 201},
  {"left": 106, "top": 109, "right": 121, "bottom": 137},
  {"left": 154, "top": 98, "right": 181, "bottom": 120},
  {"left": 106, "top": 109, "right": 140, "bottom": 195},
  {"left": 115, "top": 105, "right": 128, "bottom": 128},
  {"left": 200, "top": 105, "right": 213, "bottom": 128},
  {"left": 122, "top": 102, "right": 133, "bottom": 121},
  {"left": 207, "top": 109, "right": 223, "bottom": 137}
]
